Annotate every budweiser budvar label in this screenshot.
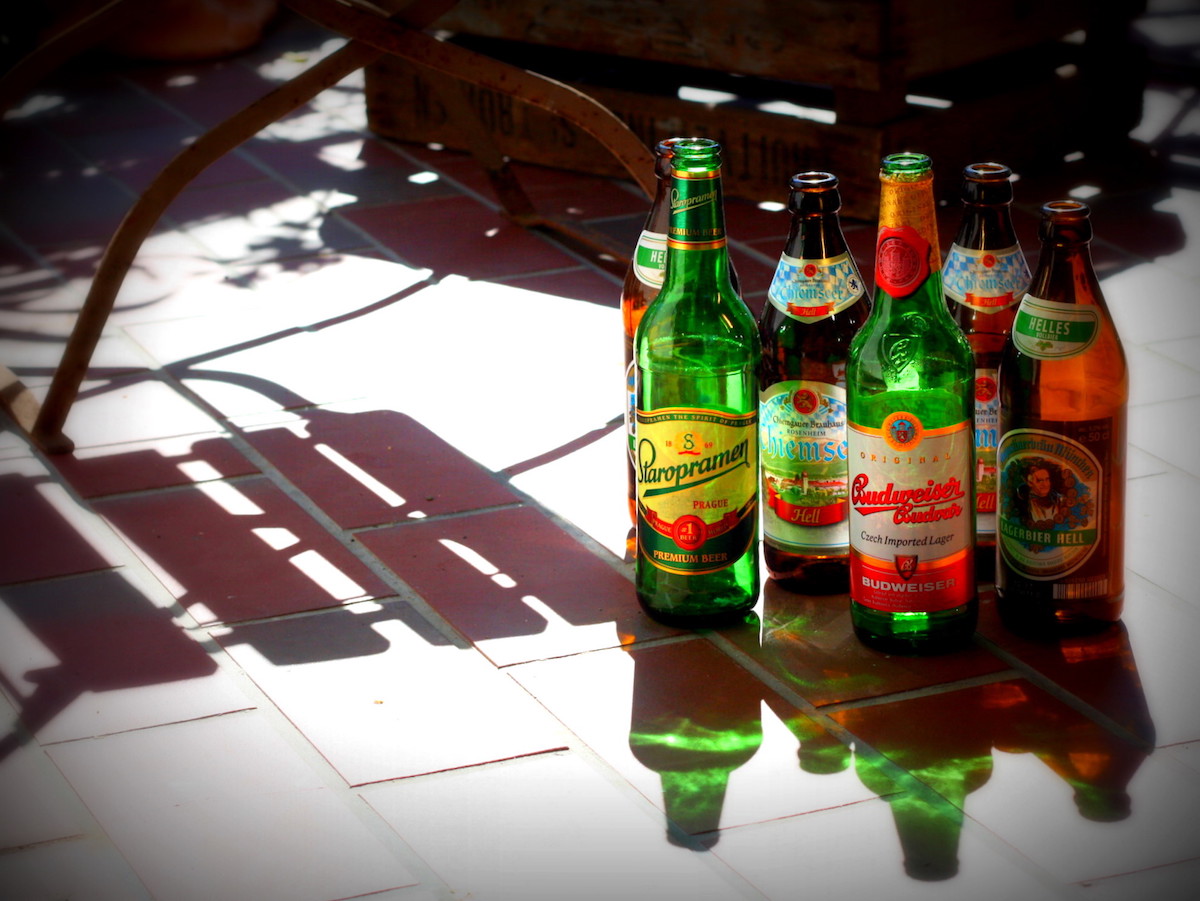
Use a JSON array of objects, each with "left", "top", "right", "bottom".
[{"left": 848, "top": 411, "right": 974, "bottom": 612}]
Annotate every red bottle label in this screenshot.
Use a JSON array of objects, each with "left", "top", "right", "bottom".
[{"left": 875, "top": 226, "right": 931, "bottom": 298}]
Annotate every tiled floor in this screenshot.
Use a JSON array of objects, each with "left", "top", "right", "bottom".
[{"left": 2, "top": 6, "right": 1200, "bottom": 901}]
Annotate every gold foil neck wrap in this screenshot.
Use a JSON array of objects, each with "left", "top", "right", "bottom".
[{"left": 877, "top": 171, "right": 941, "bottom": 274}]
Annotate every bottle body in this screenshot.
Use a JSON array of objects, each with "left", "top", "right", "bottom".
[
  {"left": 758, "top": 172, "right": 868, "bottom": 593},
  {"left": 996, "top": 201, "right": 1127, "bottom": 637},
  {"left": 623, "top": 140, "right": 679, "bottom": 522},
  {"left": 635, "top": 139, "right": 760, "bottom": 625},
  {"left": 846, "top": 153, "right": 978, "bottom": 654},
  {"left": 943, "top": 163, "right": 1031, "bottom": 582}
]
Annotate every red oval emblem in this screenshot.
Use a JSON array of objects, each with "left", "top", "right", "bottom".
[
  {"left": 673, "top": 515, "right": 707, "bottom": 551},
  {"left": 875, "top": 226, "right": 931, "bottom": 298}
]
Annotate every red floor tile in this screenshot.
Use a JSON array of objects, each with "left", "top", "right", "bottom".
[
  {"left": 92, "top": 476, "right": 394, "bottom": 624},
  {"left": 52, "top": 434, "right": 259, "bottom": 499},
  {"left": 719, "top": 581, "right": 1011, "bottom": 708},
  {"left": 358, "top": 505, "right": 673, "bottom": 665},
  {"left": 240, "top": 405, "right": 520, "bottom": 528},
  {"left": 0, "top": 464, "right": 120, "bottom": 585}
]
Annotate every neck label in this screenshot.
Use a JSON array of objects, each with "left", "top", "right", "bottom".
[{"left": 1012, "top": 295, "right": 1100, "bottom": 358}]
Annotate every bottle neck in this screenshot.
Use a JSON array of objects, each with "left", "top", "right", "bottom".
[
  {"left": 786, "top": 207, "right": 847, "bottom": 261},
  {"left": 953, "top": 203, "right": 1018, "bottom": 250},
  {"left": 1029, "top": 238, "right": 1098, "bottom": 303},
  {"left": 873, "top": 172, "right": 941, "bottom": 306},
  {"left": 664, "top": 166, "right": 730, "bottom": 284}
]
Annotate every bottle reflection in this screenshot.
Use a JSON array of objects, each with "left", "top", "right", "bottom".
[
  {"left": 841, "top": 690, "right": 994, "bottom": 880},
  {"left": 764, "top": 585, "right": 1153, "bottom": 880},
  {"left": 627, "top": 629, "right": 763, "bottom": 847},
  {"left": 989, "top": 623, "right": 1153, "bottom": 823}
]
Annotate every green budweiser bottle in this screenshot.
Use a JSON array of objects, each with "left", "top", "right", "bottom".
[
  {"left": 943, "top": 163, "right": 1032, "bottom": 582},
  {"left": 635, "top": 138, "right": 760, "bottom": 625},
  {"left": 996, "top": 200, "right": 1128, "bottom": 636},
  {"left": 758, "top": 172, "right": 868, "bottom": 593},
  {"left": 846, "top": 153, "right": 977, "bottom": 654}
]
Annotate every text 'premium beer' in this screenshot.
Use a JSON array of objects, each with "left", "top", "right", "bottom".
[
  {"left": 996, "top": 200, "right": 1128, "bottom": 636},
  {"left": 635, "top": 138, "right": 760, "bottom": 625},
  {"left": 847, "top": 153, "right": 977, "bottom": 654}
]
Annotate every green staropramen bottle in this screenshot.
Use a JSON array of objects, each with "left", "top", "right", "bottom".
[
  {"left": 846, "top": 153, "right": 978, "bottom": 654},
  {"left": 635, "top": 138, "right": 761, "bottom": 626}
]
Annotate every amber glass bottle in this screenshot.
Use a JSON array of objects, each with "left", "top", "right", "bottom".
[
  {"left": 623, "top": 139, "right": 679, "bottom": 522},
  {"left": 996, "top": 200, "right": 1128, "bottom": 636},
  {"left": 943, "top": 163, "right": 1031, "bottom": 582},
  {"left": 758, "top": 172, "right": 868, "bottom": 593}
]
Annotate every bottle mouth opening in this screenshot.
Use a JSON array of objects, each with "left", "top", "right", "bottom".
[
  {"left": 1043, "top": 199, "right": 1090, "bottom": 218},
  {"left": 792, "top": 171, "right": 838, "bottom": 191},
  {"left": 964, "top": 162, "right": 1012, "bottom": 181},
  {"left": 882, "top": 152, "right": 931, "bottom": 171}
]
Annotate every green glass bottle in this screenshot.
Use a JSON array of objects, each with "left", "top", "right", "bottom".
[
  {"left": 846, "top": 153, "right": 977, "bottom": 654},
  {"left": 995, "top": 201, "right": 1128, "bottom": 637},
  {"left": 634, "top": 138, "right": 760, "bottom": 626}
]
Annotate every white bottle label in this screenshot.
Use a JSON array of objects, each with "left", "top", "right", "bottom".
[{"left": 633, "top": 230, "right": 668, "bottom": 289}]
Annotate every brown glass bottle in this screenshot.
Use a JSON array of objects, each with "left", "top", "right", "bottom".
[
  {"left": 996, "top": 201, "right": 1128, "bottom": 637},
  {"left": 943, "top": 163, "right": 1031, "bottom": 583},
  {"left": 622, "top": 139, "right": 678, "bottom": 522},
  {"left": 758, "top": 172, "right": 869, "bottom": 593}
]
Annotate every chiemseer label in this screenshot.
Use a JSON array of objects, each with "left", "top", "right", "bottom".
[{"left": 767, "top": 251, "right": 865, "bottom": 323}]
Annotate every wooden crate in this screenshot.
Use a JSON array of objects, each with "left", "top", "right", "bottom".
[
  {"left": 426, "top": 0, "right": 1090, "bottom": 95},
  {"left": 365, "top": 34, "right": 1088, "bottom": 220}
]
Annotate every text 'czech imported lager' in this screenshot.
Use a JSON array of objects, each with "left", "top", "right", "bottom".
[
  {"left": 944, "top": 163, "right": 1032, "bottom": 581},
  {"left": 847, "top": 153, "right": 978, "bottom": 654},
  {"left": 758, "top": 172, "right": 869, "bottom": 593},
  {"left": 635, "top": 138, "right": 760, "bottom": 625},
  {"left": 996, "top": 200, "right": 1128, "bottom": 636}
]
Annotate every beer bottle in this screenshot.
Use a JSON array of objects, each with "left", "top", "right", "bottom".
[
  {"left": 996, "top": 200, "right": 1128, "bottom": 636},
  {"left": 623, "top": 139, "right": 679, "bottom": 522},
  {"left": 943, "top": 163, "right": 1032, "bottom": 582},
  {"left": 846, "top": 153, "right": 977, "bottom": 654},
  {"left": 758, "top": 172, "right": 868, "bottom": 593},
  {"left": 635, "top": 138, "right": 760, "bottom": 625}
]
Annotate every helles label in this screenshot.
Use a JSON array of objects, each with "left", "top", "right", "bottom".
[
  {"left": 637, "top": 407, "right": 757, "bottom": 574},
  {"left": 767, "top": 252, "right": 865, "bottom": 323},
  {"left": 874, "top": 225, "right": 931, "bottom": 298},
  {"left": 997, "top": 427, "right": 1102, "bottom": 581},
  {"left": 943, "top": 243, "right": 1030, "bottom": 312},
  {"left": 1012, "top": 295, "right": 1100, "bottom": 359},
  {"left": 633, "top": 229, "right": 668, "bottom": 289},
  {"left": 848, "top": 413, "right": 973, "bottom": 612},
  {"left": 760, "top": 381, "right": 849, "bottom": 553},
  {"left": 974, "top": 369, "right": 1000, "bottom": 536}
]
